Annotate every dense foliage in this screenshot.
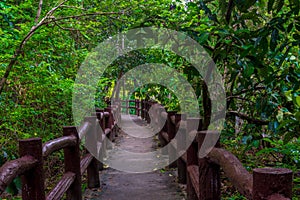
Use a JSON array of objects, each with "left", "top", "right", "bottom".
[{"left": 0, "top": 0, "right": 299, "bottom": 198}]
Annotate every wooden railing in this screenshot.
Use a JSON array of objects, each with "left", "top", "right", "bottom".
[
  {"left": 0, "top": 99, "right": 294, "bottom": 200},
  {"left": 0, "top": 106, "right": 119, "bottom": 200},
  {"left": 121, "top": 99, "right": 294, "bottom": 200}
]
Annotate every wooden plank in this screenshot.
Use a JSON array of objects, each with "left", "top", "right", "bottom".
[
  {"left": 19, "top": 138, "right": 45, "bottom": 200},
  {"left": 42, "top": 135, "right": 77, "bottom": 158},
  {"left": 80, "top": 153, "right": 93, "bottom": 175},
  {"left": 0, "top": 156, "right": 37, "bottom": 194},
  {"left": 179, "top": 151, "right": 187, "bottom": 163},
  {"left": 253, "top": 168, "right": 293, "bottom": 200},
  {"left": 177, "top": 157, "right": 187, "bottom": 184},
  {"left": 187, "top": 165, "right": 200, "bottom": 199},
  {"left": 170, "top": 115, "right": 176, "bottom": 125},
  {"left": 63, "top": 126, "right": 82, "bottom": 200},
  {"left": 161, "top": 131, "right": 169, "bottom": 142},
  {"left": 198, "top": 131, "right": 221, "bottom": 200},
  {"left": 78, "top": 121, "right": 91, "bottom": 139},
  {"left": 209, "top": 147, "right": 252, "bottom": 199},
  {"left": 46, "top": 172, "right": 76, "bottom": 200}
]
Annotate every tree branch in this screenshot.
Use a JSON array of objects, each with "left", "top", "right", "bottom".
[
  {"left": 48, "top": 11, "right": 126, "bottom": 23},
  {"left": 0, "top": 0, "right": 67, "bottom": 94},
  {"left": 226, "top": 96, "right": 254, "bottom": 102},
  {"left": 54, "top": 21, "right": 78, "bottom": 31},
  {"left": 0, "top": 0, "right": 126, "bottom": 95},
  {"left": 227, "top": 111, "right": 269, "bottom": 125},
  {"left": 60, "top": 5, "right": 87, "bottom": 10},
  {"left": 226, "top": 0, "right": 234, "bottom": 24},
  {"left": 233, "top": 85, "right": 266, "bottom": 97},
  {"left": 34, "top": 0, "right": 43, "bottom": 24}
]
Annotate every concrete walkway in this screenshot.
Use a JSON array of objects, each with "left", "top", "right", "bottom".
[{"left": 84, "top": 115, "right": 185, "bottom": 200}]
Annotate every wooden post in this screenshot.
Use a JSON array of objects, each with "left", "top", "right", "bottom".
[
  {"left": 126, "top": 100, "right": 129, "bottom": 114},
  {"left": 111, "top": 105, "right": 117, "bottom": 138},
  {"left": 167, "top": 111, "right": 177, "bottom": 168},
  {"left": 158, "top": 107, "right": 168, "bottom": 155},
  {"left": 19, "top": 138, "right": 45, "bottom": 200},
  {"left": 114, "top": 104, "right": 120, "bottom": 138},
  {"left": 146, "top": 101, "right": 150, "bottom": 123},
  {"left": 84, "top": 116, "right": 100, "bottom": 188},
  {"left": 253, "top": 168, "right": 293, "bottom": 200},
  {"left": 105, "top": 107, "right": 112, "bottom": 129},
  {"left": 144, "top": 101, "right": 147, "bottom": 121},
  {"left": 63, "top": 126, "right": 82, "bottom": 200},
  {"left": 154, "top": 103, "right": 162, "bottom": 131},
  {"left": 85, "top": 116, "right": 98, "bottom": 156},
  {"left": 141, "top": 100, "right": 144, "bottom": 119},
  {"left": 177, "top": 114, "right": 187, "bottom": 184},
  {"left": 98, "top": 110, "right": 105, "bottom": 130},
  {"left": 186, "top": 118, "right": 201, "bottom": 200},
  {"left": 156, "top": 105, "right": 163, "bottom": 129},
  {"left": 117, "top": 101, "right": 121, "bottom": 123},
  {"left": 167, "top": 111, "right": 177, "bottom": 139},
  {"left": 96, "top": 112, "right": 106, "bottom": 169},
  {"left": 187, "top": 146, "right": 198, "bottom": 200},
  {"left": 198, "top": 131, "right": 221, "bottom": 200},
  {"left": 105, "top": 107, "right": 113, "bottom": 142},
  {"left": 136, "top": 99, "right": 140, "bottom": 116}
]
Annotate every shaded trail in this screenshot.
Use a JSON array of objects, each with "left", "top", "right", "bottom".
[{"left": 84, "top": 115, "right": 185, "bottom": 200}]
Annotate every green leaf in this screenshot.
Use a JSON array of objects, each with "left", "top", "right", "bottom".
[
  {"left": 252, "top": 140, "right": 260, "bottom": 148},
  {"left": 243, "top": 63, "right": 254, "bottom": 78},
  {"left": 284, "top": 90, "right": 293, "bottom": 101},
  {"left": 295, "top": 112, "right": 300, "bottom": 121},
  {"left": 276, "top": 110, "right": 283, "bottom": 122},
  {"left": 296, "top": 96, "right": 300, "bottom": 107},
  {"left": 13, "top": 176, "right": 22, "bottom": 191}
]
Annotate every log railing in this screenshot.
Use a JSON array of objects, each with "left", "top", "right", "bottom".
[
  {"left": 0, "top": 106, "right": 118, "bottom": 200},
  {"left": 0, "top": 98, "right": 294, "bottom": 200},
  {"left": 121, "top": 99, "right": 294, "bottom": 200}
]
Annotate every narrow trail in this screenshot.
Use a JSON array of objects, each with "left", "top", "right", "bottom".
[{"left": 84, "top": 115, "right": 185, "bottom": 200}]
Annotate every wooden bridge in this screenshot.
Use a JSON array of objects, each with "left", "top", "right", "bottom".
[{"left": 0, "top": 100, "right": 294, "bottom": 200}]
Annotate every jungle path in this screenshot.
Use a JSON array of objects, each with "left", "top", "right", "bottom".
[{"left": 84, "top": 114, "right": 185, "bottom": 200}]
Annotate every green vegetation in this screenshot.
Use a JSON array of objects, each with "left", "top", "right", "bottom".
[{"left": 0, "top": 0, "right": 299, "bottom": 198}]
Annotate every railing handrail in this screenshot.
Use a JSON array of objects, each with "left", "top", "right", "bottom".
[
  {"left": 42, "top": 135, "right": 77, "bottom": 158},
  {"left": 0, "top": 155, "right": 37, "bottom": 194},
  {"left": 0, "top": 99, "right": 293, "bottom": 200},
  {"left": 0, "top": 105, "right": 119, "bottom": 200},
  {"left": 127, "top": 99, "right": 293, "bottom": 200}
]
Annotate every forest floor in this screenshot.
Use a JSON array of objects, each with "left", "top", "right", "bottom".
[{"left": 83, "top": 115, "right": 186, "bottom": 200}]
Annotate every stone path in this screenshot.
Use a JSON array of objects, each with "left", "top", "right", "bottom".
[{"left": 84, "top": 115, "right": 185, "bottom": 200}]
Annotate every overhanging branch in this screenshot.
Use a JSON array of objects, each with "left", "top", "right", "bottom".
[
  {"left": 227, "top": 111, "right": 269, "bottom": 125},
  {"left": 0, "top": 1, "right": 127, "bottom": 95}
]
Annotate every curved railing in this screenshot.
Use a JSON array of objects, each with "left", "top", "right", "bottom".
[
  {"left": 0, "top": 99, "right": 294, "bottom": 200},
  {"left": 0, "top": 106, "right": 119, "bottom": 200},
  {"left": 121, "top": 99, "right": 294, "bottom": 200}
]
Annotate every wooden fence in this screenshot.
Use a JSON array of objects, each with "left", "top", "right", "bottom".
[
  {"left": 0, "top": 106, "right": 119, "bottom": 200},
  {"left": 0, "top": 99, "right": 294, "bottom": 200},
  {"left": 122, "top": 99, "right": 294, "bottom": 200}
]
